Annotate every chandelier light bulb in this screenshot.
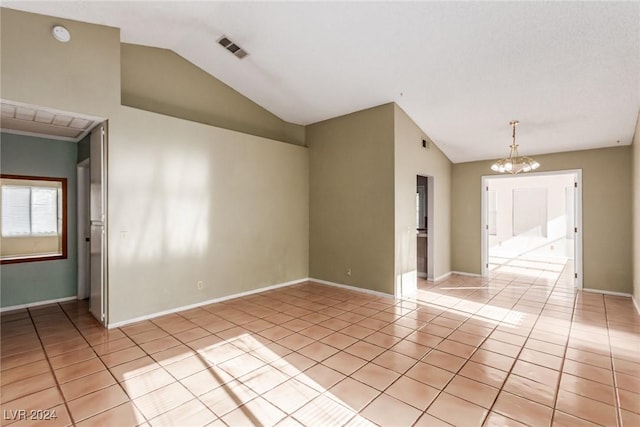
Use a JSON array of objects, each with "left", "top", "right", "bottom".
[{"left": 490, "top": 120, "right": 540, "bottom": 174}]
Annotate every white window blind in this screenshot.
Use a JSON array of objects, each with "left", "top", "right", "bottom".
[{"left": 1, "top": 185, "right": 59, "bottom": 237}]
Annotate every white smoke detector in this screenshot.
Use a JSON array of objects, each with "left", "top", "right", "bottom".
[{"left": 51, "top": 25, "right": 71, "bottom": 43}]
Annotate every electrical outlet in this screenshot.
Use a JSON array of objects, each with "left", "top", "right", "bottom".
[
  {"left": 346, "top": 268, "right": 352, "bottom": 276},
  {"left": 197, "top": 281, "right": 204, "bottom": 290}
]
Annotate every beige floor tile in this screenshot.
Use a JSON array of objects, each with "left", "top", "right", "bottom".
[
  {"left": 200, "top": 380, "right": 258, "bottom": 417},
  {"left": 360, "top": 393, "right": 422, "bottom": 426},
  {"left": 121, "top": 367, "right": 175, "bottom": 399},
  {"left": 0, "top": 349, "right": 46, "bottom": 372},
  {"left": 48, "top": 347, "right": 97, "bottom": 370},
  {"left": 1, "top": 387, "right": 64, "bottom": 416},
  {"left": 222, "top": 397, "right": 286, "bottom": 426},
  {"left": 263, "top": 378, "right": 320, "bottom": 414},
  {"left": 320, "top": 332, "right": 358, "bottom": 350},
  {"left": 492, "top": 391, "right": 553, "bottom": 427},
  {"left": 327, "top": 377, "right": 379, "bottom": 412},
  {"left": 0, "top": 370, "right": 58, "bottom": 404},
  {"left": 483, "top": 412, "right": 528, "bottom": 427},
  {"left": 292, "top": 394, "right": 356, "bottom": 426},
  {"left": 414, "top": 412, "right": 454, "bottom": 427},
  {"left": 511, "top": 359, "right": 560, "bottom": 386},
  {"left": 371, "top": 349, "right": 417, "bottom": 374},
  {"left": 444, "top": 375, "right": 499, "bottom": 408},
  {"left": 458, "top": 360, "right": 508, "bottom": 388},
  {"left": 239, "top": 364, "right": 290, "bottom": 394},
  {"left": 75, "top": 402, "right": 144, "bottom": 427},
  {"left": 67, "top": 384, "right": 129, "bottom": 422},
  {"left": 552, "top": 411, "right": 602, "bottom": 427},
  {"left": 555, "top": 389, "right": 618, "bottom": 426},
  {"left": 559, "top": 372, "right": 616, "bottom": 405},
  {"left": 132, "top": 382, "right": 193, "bottom": 420},
  {"left": 100, "top": 346, "right": 147, "bottom": 369},
  {"left": 149, "top": 398, "right": 216, "bottom": 427},
  {"left": 322, "top": 351, "right": 367, "bottom": 376},
  {"left": 54, "top": 357, "right": 106, "bottom": 384},
  {"left": 351, "top": 362, "right": 400, "bottom": 391},
  {"left": 164, "top": 354, "right": 213, "bottom": 379},
  {"left": 385, "top": 375, "right": 439, "bottom": 410},
  {"left": 0, "top": 359, "right": 51, "bottom": 385},
  {"left": 426, "top": 392, "right": 488, "bottom": 427},
  {"left": 297, "top": 341, "right": 339, "bottom": 362},
  {"left": 621, "top": 409, "right": 640, "bottom": 427},
  {"left": 343, "top": 341, "right": 385, "bottom": 361},
  {"left": 298, "top": 364, "right": 345, "bottom": 391},
  {"left": 422, "top": 349, "right": 467, "bottom": 373},
  {"left": 60, "top": 369, "right": 117, "bottom": 400},
  {"left": 405, "top": 361, "right": 455, "bottom": 390},
  {"left": 109, "top": 356, "right": 160, "bottom": 382},
  {"left": 502, "top": 373, "right": 556, "bottom": 407}
]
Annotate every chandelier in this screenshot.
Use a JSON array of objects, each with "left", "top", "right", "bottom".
[{"left": 490, "top": 120, "right": 540, "bottom": 174}]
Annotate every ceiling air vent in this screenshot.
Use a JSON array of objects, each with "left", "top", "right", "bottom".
[{"left": 218, "top": 35, "right": 248, "bottom": 59}]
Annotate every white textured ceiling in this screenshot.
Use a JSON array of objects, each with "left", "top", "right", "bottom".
[{"left": 3, "top": 1, "right": 639, "bottom": 162}]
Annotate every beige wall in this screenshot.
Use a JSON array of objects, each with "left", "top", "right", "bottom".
[
  {"left": 121, "top": 44, "right": 305, "bottom": 146},
  {"left": 394, "top": 105, "right": 452, "bottom": 291},
  {"left": 452, "top": 146, "right": 633, "bottom": 293},
  {"left": 2, "top": 8, "right": 309, "bottom": 324},
  {"left": 0, "top": 8, "right": 120, "bottom": 118},
  {"left": 308, "top": 104, "right": 396, "bottom": 294},
  {"left": 632, "top": 111, "right": 640, "bottom": 306},
  {"left": 108, "top": 107, "right": 308, "bottom": 324}
]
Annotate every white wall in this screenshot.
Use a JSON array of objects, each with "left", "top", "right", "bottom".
[{"left": 487, "top": 174, "right": 575, "bottom": 259}]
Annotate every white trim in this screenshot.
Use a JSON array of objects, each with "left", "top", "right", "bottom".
[
  {"left": 0, "top": 296, "right": 77, "bottom": 313},
  {"left": 581, "top": 288, "right": 633, "bottom": 298},
  {"left": 108, "top": 278, "right": 309, "bottom": 329},
  {"left": 309, "top": 278, "right": 394, "bottom": 299},
  {"left": 451, "top": 271, "right": 483, "bottom": 278},
  {"left": 481, "top": 169, "right": 583, "bottom": 290},
  {"left": 632, "top": 295, "right": 640, "bottom": 316},
  {"left": 432, "top": 272, "right": 453, "bottom": 282}
]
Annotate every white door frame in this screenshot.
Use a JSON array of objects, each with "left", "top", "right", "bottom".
[
  {"left": 76, "top": 158, "right": 90, "bottom": 299},
  {"left": 481, "top": 169, "right": 583, "bottom": 289}
]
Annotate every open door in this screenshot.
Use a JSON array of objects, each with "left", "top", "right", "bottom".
[
  {"left": 77, "top": 159, "right": 90, "bottom": 299},
  {"left": 89, "top": 123, "right": 108, "bottom": 326}
]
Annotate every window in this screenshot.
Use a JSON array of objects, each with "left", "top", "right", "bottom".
[{"left": 0, "top": 175, "right": 67, "bottom": 264}]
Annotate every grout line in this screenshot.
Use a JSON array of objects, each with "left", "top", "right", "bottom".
[
  {"left": 25, "top": 305, "right": 78, "bottom": 427},
  {"left": 56, "top": 301, "right": 151, "bottom": 426}
]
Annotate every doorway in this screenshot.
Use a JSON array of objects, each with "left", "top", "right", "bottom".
[
  {"left": 416, "top": 175, "right": 434, "bottom": 280},
  {"left": 481, "top": 170, "right": 582, "bottom": 288}
]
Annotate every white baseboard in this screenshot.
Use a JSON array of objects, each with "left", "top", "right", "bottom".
[
  {"left": 633, "top": 295, "right": 640, "bottom": 316},
  {"left": 451, "top": 271, "right": 483, "bottom": 278},
  {"left": 108, "top": 278, "right": 309, "bottom": 329},
  {"left": 308, "top": 278, "right": 394, "bottom": 299},
  {"left": 581, "top": 288, "right": 633, "bottom": 298},
  {"left": 433, "top": 272, "right": 452, "bottom": 282},
  {"left": 0, "top": 296, "right": 78, "bottom": 313}
]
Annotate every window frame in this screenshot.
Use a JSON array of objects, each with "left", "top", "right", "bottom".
[{"left": 0, "top": 174, "right": 68, "bottom": 265}]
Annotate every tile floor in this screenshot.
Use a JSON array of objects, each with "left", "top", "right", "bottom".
[{"left": 1, "top": 270, "right": 639, "bottom": 426}]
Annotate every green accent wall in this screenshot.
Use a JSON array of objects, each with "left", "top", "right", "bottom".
[
  {"left": 0, "top": 132, "right": 78, "bottom": 307},
  {"left": 308, "top": 103, "right": 396, "bottom": 294},
  {"left": 451, "top": 146, "right": 633, "bottom": 294},
  {"left": 121, "top": 43, "right": 305, "bottom": 146}
]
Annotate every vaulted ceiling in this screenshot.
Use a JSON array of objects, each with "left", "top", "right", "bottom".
[{"left": 4, "top": 1, "right": 639, "bottom": 162}]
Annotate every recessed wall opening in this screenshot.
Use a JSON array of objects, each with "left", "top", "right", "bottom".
[
  {"left": 416, "top": 175, "right": 434, "bottom": 281},
  {"left": 481, "top": 170, "right": 583, "bottom": 289}
]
